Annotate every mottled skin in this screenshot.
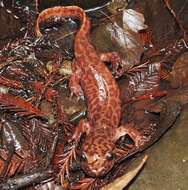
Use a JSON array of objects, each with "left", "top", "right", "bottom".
[{"left": 35, "top": 6, "right": 145, "bottom": 177}]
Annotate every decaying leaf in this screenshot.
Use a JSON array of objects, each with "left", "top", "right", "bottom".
[
  {"left": 101, "top": 155, "right": 148, "bottom": 190},
  {"left": 106, "top": 8, "right": 147, "bottom": 72},
  {"left": 168, "top": 52, "right": 188, "bottom": 88}
]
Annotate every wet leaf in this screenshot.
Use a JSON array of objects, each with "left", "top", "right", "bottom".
[
  {"left": 101, "top": 155, "right": 148, "bottom": 190},
  {"left": 126, "top": 62, "right": 161, "bottom": 98},
  {"left": 168, "top": 52, "right": 188, "bottom": 88},
  {"left": 143, "top": 100, "right": 181, "bottom": 146},
  {"left": 105, "top": 8, "right": 148, "bottom": 72}
]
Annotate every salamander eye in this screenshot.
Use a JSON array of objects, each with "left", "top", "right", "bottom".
[
  {"left": 80, "top": 152, "right": 87, "bottom": 161},
  {"left": 106, "top": 151, "right": 114, "bottom": 161}
]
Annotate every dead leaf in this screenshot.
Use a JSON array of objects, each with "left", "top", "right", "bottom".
[
  {"left": 123, "top": 9, "right": 148, "bottom": 33},
  {"left": 126, "top": 62, "right": 161, "bottom": 99},
  {"left": 105, "top": 9, "right": 148, "bottom": 73},
  {"left": 106, "top": 23, "right": 143, "bottom": 72},
  {"left": 168, "top": 52, "right": 188, "bottom": 88},
  {"left": 101, "top": 155, "right": 148, "bottom": 190}
]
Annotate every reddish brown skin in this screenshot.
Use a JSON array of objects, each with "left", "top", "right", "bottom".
[{"left": 35, "top": 6, "right": 121, "bottom": 177}]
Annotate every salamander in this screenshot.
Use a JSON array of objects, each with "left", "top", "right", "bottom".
[{"left": 35, "top": 6, "right": 146, "bottom": 177}]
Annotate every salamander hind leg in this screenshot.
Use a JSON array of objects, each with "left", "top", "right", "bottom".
[
  {"left": 69, "top": 61, "right": 84, "bottom": 100},
  {"left": 115, "top": 123, "right": 149, "bottom": 147},
  {"left": 99, "top": 52, "right": 123, "bottom": 77}
]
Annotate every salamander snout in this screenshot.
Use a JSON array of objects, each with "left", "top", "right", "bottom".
[
  {"left": 81, "top": 152, "right": 115, "bottom": 177},
  {"left": 80, "top": 133, "right": 115, "bottom": 177}
]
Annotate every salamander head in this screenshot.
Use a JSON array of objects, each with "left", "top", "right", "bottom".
[{"left": 80, "top": 128, "right": 115, "bottom": 177}]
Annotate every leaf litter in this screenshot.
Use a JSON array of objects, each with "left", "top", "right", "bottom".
[{"left": 0, "top": 0, "right": 188, "bottom": 190}]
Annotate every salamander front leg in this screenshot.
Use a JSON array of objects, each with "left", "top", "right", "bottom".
[
  {"left": 115, "top": 123, "right": 148, "bottom": 147},
  {"left": 70, "top": 119, "right": 91, "bottom": 143},
  {"left": 69, "top": 61, "right": 84, "bottom": 100},
  {"left": 99, "top": 52, "right": 123, "bottom": 77}
]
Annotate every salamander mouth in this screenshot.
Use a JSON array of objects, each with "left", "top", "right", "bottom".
[{"left": 81, "top": 160, "right": 115, "bottom": 177}]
